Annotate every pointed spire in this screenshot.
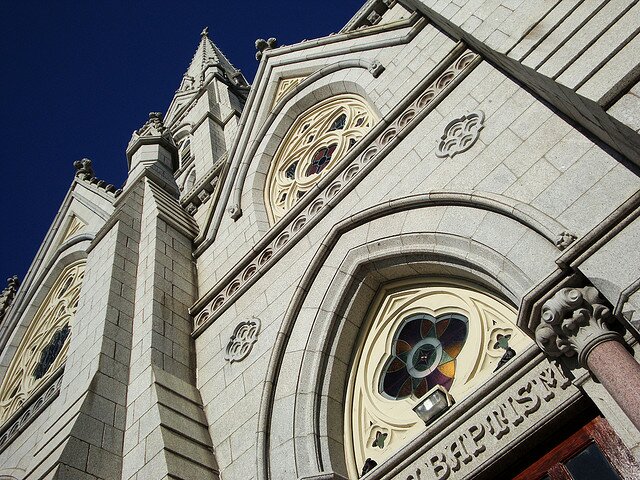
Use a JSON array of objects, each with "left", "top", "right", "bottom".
[{"left": 177, "top": 28, "right": 246, "bottom": 92}]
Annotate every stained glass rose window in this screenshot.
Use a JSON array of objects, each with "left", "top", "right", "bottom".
[{"left": 379, "top": 313, "right": 469, "bottom": 400}]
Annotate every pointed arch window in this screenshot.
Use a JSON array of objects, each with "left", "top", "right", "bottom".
[
  {"left": 344, "top": 280, "right": 534, "bottom": 478},
  {"left": 179, "top": 138, "right": 193, "bottom": 167},
  {"left": 0, "top": 260, "right": 85, "bottom": 424},
  {"left": 264, "top": 94, "right": 378, "bottom": 224}
]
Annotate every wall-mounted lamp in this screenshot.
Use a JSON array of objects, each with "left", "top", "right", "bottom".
[{"left": 412, "top": 385, "right": 454, "bottom": 425}]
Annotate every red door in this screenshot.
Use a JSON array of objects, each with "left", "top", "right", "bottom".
[{"left": 513, "top": 417, "right": 640, "bottom": 480}]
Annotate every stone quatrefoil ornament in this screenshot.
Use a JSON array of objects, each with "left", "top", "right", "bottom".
[
  {"left": 224, "top": 318, "right": 261, "bottom": 363},
  {"left": 435, "top": 111, "right": 485, "bottom": 158}
]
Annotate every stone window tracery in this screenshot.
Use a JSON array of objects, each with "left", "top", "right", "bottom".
[
  {"left": 344, "top": 280, "right": 534, "bottom": 478},
  {"left": 264, "top": 94, "right": 378, "bottom": 224},
  {"left": 0, "top": 260, "right": 85, "bottom": 424}
]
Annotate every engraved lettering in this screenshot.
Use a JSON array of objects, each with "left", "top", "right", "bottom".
[
  {"left": 446, "top": 437, "right": 472, "bottom": 472},
  {"left": 457, "top": 432, "right": 475, "bottom": 461},
  {"left": 406, "top": 467, "right": 422, "bottom": 480},
  {"left": 467, "top": 423, "right": 486, "bottom": 456},
  {"left": 537, "top": 367, "right": 559, "bottom": 401},
  {"left": 549, "top": 361, "right": 572, "bottom": 388},
  {"left": 514, "top": 381, "right": 541, "bottom": 416},
  {"left": 506, "top": 397, "right": 524, "bottom": 426},
  {"left": 399, "top": 362, "right": 576, "bottom": 479},
  {"left": 430, "top": 453, "right": 451, "bottom": 480},
  {"left": 486, "top": 406, "right": 510, "bottom": 439}
]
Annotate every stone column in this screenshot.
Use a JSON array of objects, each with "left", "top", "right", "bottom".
[{"left": 536, "top": 286, "right": 640, "bottom": 431}]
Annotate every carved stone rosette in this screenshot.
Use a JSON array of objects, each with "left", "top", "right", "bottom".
[
  {"left": 435, "top": 111, "right": 484, "bottom": 158},
  {"left": 224, "top": 318, "right": 261, "bottom": 363},
  {"left": 536, "top": 287, "right": 621, "bottom": 366}
]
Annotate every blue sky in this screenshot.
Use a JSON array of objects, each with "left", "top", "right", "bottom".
[{"left": 0, "top": 0, "right": 365, "bottom": 283}]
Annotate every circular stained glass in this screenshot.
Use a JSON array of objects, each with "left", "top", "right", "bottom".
[{"left": 379, "top": 313, "right": 468, "bottom": 400}]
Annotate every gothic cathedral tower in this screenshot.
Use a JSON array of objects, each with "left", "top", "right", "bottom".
[{"left": 1, "top": 2, "right": 640, "bottom": 479}]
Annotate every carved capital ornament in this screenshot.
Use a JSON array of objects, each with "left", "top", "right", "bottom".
[{"left": 536, "top": 287, "right": 621, "bottom": 366}]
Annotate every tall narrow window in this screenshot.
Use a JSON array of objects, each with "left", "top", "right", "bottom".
[
  {"left": 264, "top": 94, "right": 377, "bottom": 224},
  {"left": 179, "top": 138, "right": 192, "bottom": 167},
  {"left": 0, "top": 260, "right": 85, "bottom": 424},
  {"left": 344, "top": 280, "right": 533, "bottom": 478}
]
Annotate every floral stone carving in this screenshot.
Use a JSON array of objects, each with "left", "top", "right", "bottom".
[
  {"left": 225, "top": 318, "right": 261, "bottom": 363},
  {"left": 536, "top": 286, "right": 621, "bottom": 366},
  {"left": 435, "top": 111, "right": 484, "bottom": 158}
]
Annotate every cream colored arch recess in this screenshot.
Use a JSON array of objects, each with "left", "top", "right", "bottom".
[
  {"left": 264, "top": 94, "right": 378, "bottom": 224},
  {"left": 0, "top": 260, "right": 85, "bottom": 424},
  {"left": 344, "top": 280, "right": 534, "bottom": 478}
]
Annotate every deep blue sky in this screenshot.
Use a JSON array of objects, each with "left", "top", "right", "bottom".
[{"left": 0, "top": 1, "right": 364, "bottom": 284}]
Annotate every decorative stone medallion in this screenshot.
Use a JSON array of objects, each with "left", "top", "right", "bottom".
[
  {"left": 225, "top": 318, "right": 261, "bottom": 363},
  {"left": 435, "top": 111, "right": 485, "bottom": 158}
]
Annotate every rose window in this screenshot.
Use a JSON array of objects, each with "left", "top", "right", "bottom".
[
  {"left": 264, "top": 94, "right": 378, "bottom": 224},
  {"left": 380, "top": 313, "right": 468, "bottom": 400}
]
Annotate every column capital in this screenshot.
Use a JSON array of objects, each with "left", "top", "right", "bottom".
[{"left": 536, "top": 286, "right": 622, "bottom": 366}]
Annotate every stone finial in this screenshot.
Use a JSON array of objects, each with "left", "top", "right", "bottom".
[
  {"left": 73, "top": 158, "right": 95, "bottom": 181},
  {"left": 555, "top": 231, "right": 577, "bottom": 250},
  {"left": 255, "top": 37, "right": 277, "bottom": 61},
  {"left": 201, "top": 26, "right": 209, "bottom": 37},
  {"left": 536, "top": 286, "right": 621, "bottom": 366},
  {"left": 0, "top": 275, "right": 19, "bottom": 323},
  {"left": 126, "top": 112, "right": 179, "bottom": 173},
  {"left": 228, "top": 204, "right": 242, "bottom": 221},
  {"left": 134, "top": 112, "right": 168, "bottom": 137},
  {"left": 6, "top": 276, "right": 19, "bottom": 291},
  {"left": 367, "top": 11, "right": 382, "bottom": 25}
]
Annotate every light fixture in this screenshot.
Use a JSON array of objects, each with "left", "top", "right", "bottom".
[{"left": 412, "top": 385, "right": 454, "bottom": 425}]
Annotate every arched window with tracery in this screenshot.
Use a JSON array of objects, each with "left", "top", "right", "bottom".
[
  {"left": 264, "top": 94, "right": 378, "bottom": 224},
  {"left": 344, "top": 280, "right": 534, "bottom": 478},
  {"left": 0, "top": 260, "right": 85, "bottom": 424}
]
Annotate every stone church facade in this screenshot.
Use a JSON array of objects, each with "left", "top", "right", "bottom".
[{"left": 1, "top": 0, "right": 639, "bottom": 478}]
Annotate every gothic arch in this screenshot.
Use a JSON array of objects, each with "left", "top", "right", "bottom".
[
  {"left": 0, "top": 248, "right": 87, "bottom": 387},
  {"left": 257, "top": 196, "right": 566, "bottom": 479},
  {"left": 210, "top": 61, "right": 381, "bottom": 231},
  {"left": 172, "top": 123, "right": 192, "bottom": 143},
  {"left": 263, "top": 93, "right": 379, "bottom": 224}
]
